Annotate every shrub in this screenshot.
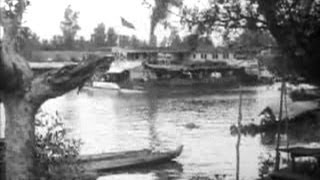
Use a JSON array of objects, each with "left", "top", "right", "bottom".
[{"left": 34, "top": 109, "right": 86, "bottom": 180}]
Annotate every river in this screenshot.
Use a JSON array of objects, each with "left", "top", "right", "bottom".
[{"left": 40, "top": 84, "right": 315, "bottom": 180}]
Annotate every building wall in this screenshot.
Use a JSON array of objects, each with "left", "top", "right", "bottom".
[
  {"left": 127, "top": 53, "right": 145, "bottom": 61},
  {"left": 186, "top": 52, "right": 235, "bottom": 62},
  {"left": 128, "top": 66, "right": 147, "bottom": 80}
]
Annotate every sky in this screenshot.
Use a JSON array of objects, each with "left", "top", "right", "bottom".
[
  {"left": 0, "top": 0, "right": 222, "bottom": 44},
  {"left": 20, "top": 0, "right": 191, "bottom": 42}
]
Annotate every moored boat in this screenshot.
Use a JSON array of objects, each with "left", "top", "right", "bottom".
[
  {"left": 92, "top": 81, "right": 120, "bottom": 90},
  {"left": 100, "top": 61, "right": 247, "bottom": 91},
  {"left": 78, "top": 145, "right": 183, "bottom": 172}
]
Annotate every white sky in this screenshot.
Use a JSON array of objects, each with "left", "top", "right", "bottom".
[
  {"left": 21, "top": 0, "right": 189, "bottom": 42},
  {"left": 1, "top": 0, "right": 221, "bottom": 44}
]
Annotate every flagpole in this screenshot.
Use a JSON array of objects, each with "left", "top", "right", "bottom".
[{"left": 118, "top": 16, "right": 136, "bottom": 48}]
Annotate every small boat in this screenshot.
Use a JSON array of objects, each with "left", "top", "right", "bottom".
[
  {"left": 78, "top": 145, "right": 183, "bottom": 172},
  {"left": 119, "top": 88, "right": 146, "bottom": 94},
  {"left": 92, "top": 81, "right": 120, "bottom": 90}
]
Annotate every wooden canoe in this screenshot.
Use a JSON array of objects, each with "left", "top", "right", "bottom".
[{"left": 78, "top": 145, "right": 183, "bottom": 172}]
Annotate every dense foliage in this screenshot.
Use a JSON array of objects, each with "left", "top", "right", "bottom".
[
  {"left": 35, "top": 109, "right": 84, "bottom": 180},
  {"left": 91, "top": 23, "right": 107, "bottom": 47},
  {"left": 182, "top": 0, "right": 320, "bottom": 83},
  {"left": 60, "top": 5, "right": 80, "bottom": 49}
]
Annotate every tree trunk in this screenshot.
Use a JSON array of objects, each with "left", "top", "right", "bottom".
[
  {"left": 1, "top": 3, "right": 114, "bottom": 179},
  {"left": 0, "top": 55, "right": 112, "bottom": 180},
  {"left": 3, "top": 95, "right": 37, "bottom": 180}
]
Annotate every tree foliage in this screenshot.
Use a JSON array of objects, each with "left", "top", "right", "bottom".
[
  {"left": 229, "top": 29, "right": 276, "bottom": 49},
  {"left": 160, "top": 36, "right": 168, "bottom": 47},
  {"left": 182, "top": 0, "right": 320, "bottom": 83},
  {"left": 168, "top": 29, "right": 182, "bottom": 48},
  {"left": 148, "top": 0, "right": 183, "bottom": 44},
  {"left": 91, "top": 23, "right": 106, "bottom": 47},
  {"left": 130, "top": 35, "right": 140, "bottom": 47},
  {"left": 179, "top": 34, "right": 214, "bottom": 50},
  {"left": 15, "top": 27, "right": 41, "bottom": 59},
  {"left": 149, "top": 34, "right": 158, "bottom": 47},
  {"left": 60, "top": 5, "right": 80, "bottom": 49},
  {"left": 105, "top": 27, "right": 118, "bottom": 47}
]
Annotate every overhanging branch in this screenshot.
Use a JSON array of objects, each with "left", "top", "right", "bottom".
[{"left": 27, "top": 56, "right": 113, "bottom": 107}]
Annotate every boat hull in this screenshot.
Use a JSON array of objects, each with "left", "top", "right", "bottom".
[
  {"left": 117, "top": 77, "right": 240, "bottom": 91},
  {"left": 78, "top": 145, "right": 183, "bottom": 172}
]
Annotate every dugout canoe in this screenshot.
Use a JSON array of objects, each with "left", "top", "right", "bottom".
[{"left": 79, "top": 145, "right": 183, "bottom": 172}]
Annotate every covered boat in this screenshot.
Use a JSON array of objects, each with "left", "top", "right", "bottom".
[
  {"left": 137, "top": 62, "right": 244, "bottom": 88},
  {"left": 78, "top": 145, "right": 183, "bottom": 172},
  {"left": 99, "top": 62, "right": 246, "bottom": 90}
]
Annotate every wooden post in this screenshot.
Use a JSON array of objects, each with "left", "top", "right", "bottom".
[
  {"left": 236, "top": 88, "right": 243, "bottom": 180},
  {"left": 0, "top": 103, "right": 5, "bottom": 138},
  {"left": 275, "top": 81, "right": 285, "bottom": 171},
  {"left": 284, "top": 82, "right": 290, "bottom": 159}
]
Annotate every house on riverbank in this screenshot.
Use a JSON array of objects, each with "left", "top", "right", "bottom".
[
  {"left": 108, "top": 46, "right": 238, "bottom": 64},
  {"left": 102, "top": 46, "right": 271, "bottom": 84},
  {"left": 28, "top": 46, "right": 273, "bottom": 88}
]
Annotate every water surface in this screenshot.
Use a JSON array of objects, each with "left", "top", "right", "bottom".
[{"left": 42, "top": 85, "right": 315, "bottom": 180}]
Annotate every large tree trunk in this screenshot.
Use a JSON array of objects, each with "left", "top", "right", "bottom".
[
  {"left": 3, "top": 95, "right": 37, "bottom": 180},
  {"left": 0, "top": 57, "right": 112, "bottom": 180},
  {"left": 1, "top": 2, "right": 113, "bottom": 179},
  {"left": 0, "top": 57, "right": 113, "bottom": 180}
]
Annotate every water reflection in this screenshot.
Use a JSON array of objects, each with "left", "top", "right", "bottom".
[
  {"left": 146, "top": 95, "right": 161, "bottom": 150},
  {"left": 98, "top": 162, "right": 183, "bottom": 180}
]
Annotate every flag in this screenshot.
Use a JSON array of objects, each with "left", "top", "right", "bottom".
[{"left": 121, "top": 17, "right": 135, "bottom": 29}]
